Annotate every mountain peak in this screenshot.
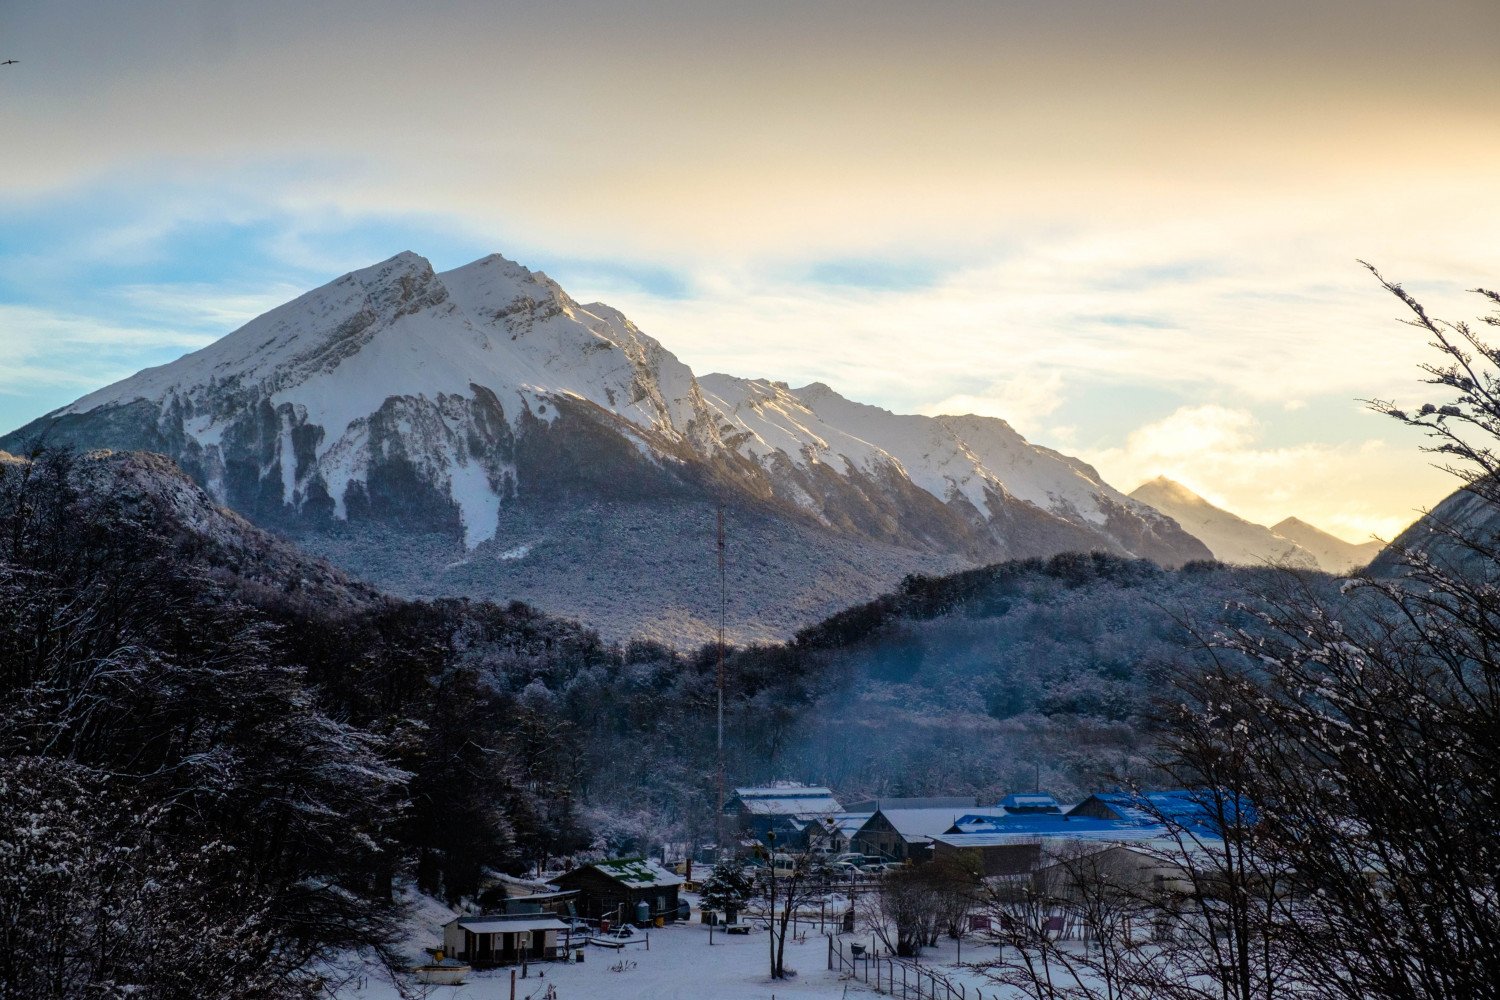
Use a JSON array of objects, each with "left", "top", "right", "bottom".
[
  {"left": 794, "top": 380, "right": 841, "bottom": 401},
  {"left": 349, "top": 249, "right": 436, "bottom": 289},
  {"left": 1134, "top": 475, "right": 1207, "bottom": 504},
  {"left": 1271, "top": 516, "right": 1385, "bottom": 572},
  {"left": 5, "top": 248, "right": 1213, "bottom": 643},
  {"left": 1130, "top": 478, "right": 1319, "bottom": 569}
]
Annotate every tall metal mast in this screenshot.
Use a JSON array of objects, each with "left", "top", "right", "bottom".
[{"left": 715, "top": 504, "right": 727, "bottom": 854}]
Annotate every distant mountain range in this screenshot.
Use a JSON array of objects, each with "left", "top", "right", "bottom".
[
  {"left": 1, "top": 251, "right": 1210, "bottom": 644},
  {"left": 1128, "top": 476, "right": 1384, "bottom": 573}
]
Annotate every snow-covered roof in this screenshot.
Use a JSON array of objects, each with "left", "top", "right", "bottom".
[
  {"left": 868, "top": 807, "right": 972, "bottom": 843},
  {"left": 826, "top": 812, "right": 874, "bottom": 836},
  {"left": 846, "top": 796, "right": 979, "bottom": 812},
  {"left": 452, "top": 915, "right": 570, "bottom": 935},
  {"left": 585, "top": 858, "right": 684, "bottom": 889},
  {"left": 933, "top": 833, "right": 1049, "bottom": 849},
  {"left": 730, "top": 785, "right": 842, "bottom": 817},
  {"left": 999, "top": 793, "right": 1061, "bottom": 812},
  {"left": 935, "top": 810, "right": 1226, "bottom": 847},
  {"left": 1070, "top": 790, "right": 1247, "bottom": 836}
]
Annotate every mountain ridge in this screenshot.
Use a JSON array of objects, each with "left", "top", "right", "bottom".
[
  {"left": 1129, "top": 476, "right": 1318, "bottom": 570},
  {"left": 3, "top": 250, "right": 1211, "bottom": 642},
  {"left": 1270, "top": 516, "right": 1384, "bottom": 573},
  {"left": 1128, "top": 476, "right": 1387, "bottom": 573}
]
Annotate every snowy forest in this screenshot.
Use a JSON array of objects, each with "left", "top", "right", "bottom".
[{"left": 1, "top": 277, "right": 1497, "bottom": 998}]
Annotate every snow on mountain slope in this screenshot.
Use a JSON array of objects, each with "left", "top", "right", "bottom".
[
  {"left": 49, "top": 253, "right": 738, "bottom": 548},
  {"left": 788, "top": 385, "right": 1205, "bottom": 565},
  {"left": 1271, "top": 517, "right": 1384, "bottom": 573},
  {"left": 4, "top": 250, "right": 1211, "bottom": 642},
  {"left": 1129, "top": 477, "right": 1318, "bottom": 570}
]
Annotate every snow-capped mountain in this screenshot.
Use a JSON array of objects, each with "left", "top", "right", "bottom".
[
  {"left": 1129, "top": 477, "right": 1321, "bottom": 570},
  {"left": 3, "top": 251, "right": 1209, "bottom": 643}
]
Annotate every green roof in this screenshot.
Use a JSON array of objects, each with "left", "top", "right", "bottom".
[{"left": 587, "top": 857, "right": 684, "bottom": 889}]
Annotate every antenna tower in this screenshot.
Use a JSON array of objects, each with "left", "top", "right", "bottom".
[{"left": 715, "top": 504, "right": 727, "bottom": 854}]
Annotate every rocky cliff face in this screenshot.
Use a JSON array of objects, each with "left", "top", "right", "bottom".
[{"left": 3, "top": 251, "right": 1210, "bottom": 643}]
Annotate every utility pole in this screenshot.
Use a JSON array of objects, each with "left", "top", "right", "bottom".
[{"left": 716, "top": 503, "right": 727, "bottom": 855}]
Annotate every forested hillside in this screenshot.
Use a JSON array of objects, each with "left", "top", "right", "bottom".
[
  {"left": 0, "top": 446, "right": 1325, "bottom": 996},
  {"left": 723, "top": 552, "right": 1325, "bottom": 803}
]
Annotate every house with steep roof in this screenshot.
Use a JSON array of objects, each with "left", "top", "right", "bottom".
[
  {"left": 851, "top": 805, "right": 977, "bottom": 862},
  {"left": 809, "top": 811, "right": 874, "bottom": 855}
]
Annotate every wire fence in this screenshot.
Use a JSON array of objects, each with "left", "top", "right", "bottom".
[{"left": 828, "top": 936, "right": 1006, "bottom": 1000}]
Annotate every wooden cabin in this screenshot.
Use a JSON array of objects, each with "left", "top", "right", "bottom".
[
  {"left": 553, "top": 858, "right": 684, "bottom": 924},
  {"left": 851, "top": 806, "right": 974, "bottom": 862}
]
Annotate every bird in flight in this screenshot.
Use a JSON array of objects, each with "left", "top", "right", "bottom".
[{"left": 0, "top": 60, "right": 17, "bottom": 66}]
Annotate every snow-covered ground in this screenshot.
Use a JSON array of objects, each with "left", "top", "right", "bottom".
[
  {"left": 346, "top": 919, "right": 867, "bottom": 1000},
  {"left": 336, "top": 890, "right": 1026, "bottom": 1000}
]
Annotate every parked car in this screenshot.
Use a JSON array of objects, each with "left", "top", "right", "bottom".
[{"left": 770, "top": 852, "right": 799, "bottom": 876}]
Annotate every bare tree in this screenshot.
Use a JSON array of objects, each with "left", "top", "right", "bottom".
[
  {"left": 858, "top": 856, "right": 979, "bottom": 959},
  {"left": 748, "top": 838, "right": 830, "bottom": 978},
  {"left": 1145, "top": 272, "right": 1500, "bottom": 1000}
]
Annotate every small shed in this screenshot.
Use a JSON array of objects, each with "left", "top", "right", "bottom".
[
  {"left": 553, "top": 858, "right": 684, "bottom": 924},
  {"left": 936, "top": 833, "right": 1044, "bottom": 881},
  {"left": 441, "top": 913, "right": 570, "bottom": 967},
  {"left": 931, "top": 833, "right": 1043, "bottom": 877}
]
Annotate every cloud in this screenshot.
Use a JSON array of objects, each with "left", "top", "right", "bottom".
[
  {"left": 1080, "top": 405, "right": 1453, "bottom": 542},
  {"left": 2, "top": 0, "right": 1495, "bottom": 531},
  {"left": 115, "top": 283, "right": 307, "bottom": 331},
  {"left": 1124, "top": 405, "right": 1258, "bottom": 462},
  {"left": 919, "top": 372, "right": 1067, "bottom": 440},
  {"left": 0, "top": 306, "right": 216, "bottom": 427}
]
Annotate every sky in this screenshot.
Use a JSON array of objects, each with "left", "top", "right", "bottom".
[{"left": 2, "top": 0, "right": 1498, "bottom": 542}]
